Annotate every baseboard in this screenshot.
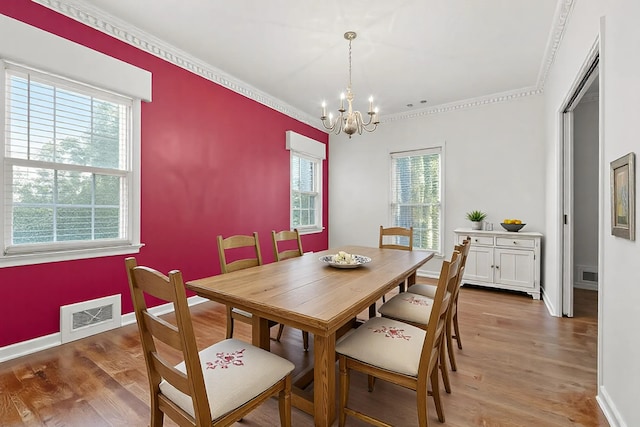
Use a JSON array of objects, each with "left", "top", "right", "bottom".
[
  {"left": 574, "top": 283, "right": 598, "bottom": 291},
  {"left": 597, "top": 384, "right": 626, "bottom": 426},
  {"left": 0, "top": 295, "right": 210, "bottom": 363},
  {"left": 542, "top": 288, "right": 562, "bottom": 317}
]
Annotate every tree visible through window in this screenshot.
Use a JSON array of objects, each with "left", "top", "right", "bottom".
[
  {"left": 390, "top": 148, "right": 442, "bottom": 253},
  {"left": 4, "top": 64, "right": 131, "bottom": 252}
]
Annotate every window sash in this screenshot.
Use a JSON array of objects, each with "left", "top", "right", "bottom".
[
  {"left": 3, "top": 62, "right": 133, "bottom": 255},
  {"left": 390, "top": 148, "right": 442, "bottom": 253}
]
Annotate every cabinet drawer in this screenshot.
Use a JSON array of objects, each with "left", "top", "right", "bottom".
[
  {"left": 496, "top": 237, "right": 535, "bottom": 248},
  {"left": 466, "top": 235, "right": 494, "bottom": 246}
]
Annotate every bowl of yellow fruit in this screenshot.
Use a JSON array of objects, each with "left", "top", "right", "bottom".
[{"left": 501, "top": 219, "right": 525, "bottom": 232}]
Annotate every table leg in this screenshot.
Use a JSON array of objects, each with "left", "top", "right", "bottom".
[
  {"left": 313, "top": 333, "right": 336, "bottom": 427},
  {"left": 251, "top": 315, "right": 270, "bottom": 351},
  {"left": 406, "top": 270, "right": 417, "bottom": 288}
]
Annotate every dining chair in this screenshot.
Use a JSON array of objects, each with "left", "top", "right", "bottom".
[
  {"left": 407, "top": 237, "right": 471, "bottom": 372},
  {"left": 125, "top": 257, "right": 294, "bottom": 427},
  {"left": 217, "top": 232, "right": 282, "bottom": 341},
  {"left": 335, "top": 250, "right": 461, "bottom": 426},
  {"left": 379, "top": 225, "right": 413, "bottom": 302},
  {"left": 271, "top": 229, "right": 310, "bottom": 351},
  {"left": 377, "top": 240, "right": 470, "bottom": 393}
]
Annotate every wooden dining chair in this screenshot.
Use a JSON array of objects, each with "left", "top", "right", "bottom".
[
  {"left": 217, "top": 232, "right": 282, "bottom": 341},
  {"left": 377, "top": 240, "right": 471, "bottom": 393},
  {"left": 271, "top": 229, "right": 310, "bottom": 351},
  {"left": 335, "top": 251, "right": 461, "bottom": 426},
  {"left": 125, "top": 257, "right": 294, "bottom": 427},
  {"left": 408, "top": 238, "right": 471, "bottom": 371},
  {"left": 379, "top": 225, "right": 414, "bottom": 302}
]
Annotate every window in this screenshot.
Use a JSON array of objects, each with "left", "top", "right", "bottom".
[
  {"left": 390, "top": 147, "right": 443, "bottom": 253},
  {"left": 286, "top": 131, "right": 325, "bottom": 233},
  {"left": 1, "top": 62, "right": 140, "bottom": 266},
  {"left": 291, "top": 153, "right": 321, "bottom": 231}
]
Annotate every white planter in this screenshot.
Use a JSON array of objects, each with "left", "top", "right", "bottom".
[{"left": 470, "top": 221, "right": 483, "bottom": 230}]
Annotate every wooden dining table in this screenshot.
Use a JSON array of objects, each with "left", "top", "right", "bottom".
[{"left": 186, "top": 245, "right": 433, "bottom": 427}]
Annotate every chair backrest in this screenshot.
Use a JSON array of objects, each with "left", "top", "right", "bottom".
[
  {"left": 379, "top": 226, "right": 413, "bottom": 251},
  {"left": 217, "top": 232, "right": 263, "bottom": 274},
  {"left": 450, "top": 238, "right": 471, "bottom": 299},
  {"left": 272, "top": 229, "right": 303, "bottom": 261},
  {"left": 125, "top": 257, "right": 212, "bottom": 426},
  {"left": 417, "top": 250, "right": 462, "bottom": 383}
]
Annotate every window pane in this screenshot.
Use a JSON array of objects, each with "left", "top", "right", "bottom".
[
  {"left": 391, "top": 150, "right": 441, "bottom": 252},
  {"left": 4, "top": 65, "right": 131, "bottom": 251}
]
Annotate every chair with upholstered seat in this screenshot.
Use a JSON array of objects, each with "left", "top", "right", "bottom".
[
  {"left": 217, "top": 232, "right": 283, "bottom": 341},
  {"left": 271, "top": 229, "right": 310, "bottom": 351},
  {"left": 379, "top": 225, "right": 413, "bottom": 303},
  {"left": 406, "top": 238, "right": 471, "bottom": 372},
  {"left": 125, "top": 257, "right": 294, "bottom": 427},
  {"left": 335, "top": 251, "right": 461, "bottom": 426},
  {"left": 377, "top": 240, "right": 471, "bottom": 393}
]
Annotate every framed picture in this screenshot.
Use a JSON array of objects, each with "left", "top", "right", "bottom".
[{"left": 610, "top": 152, "right": 635, "bottom": 240}]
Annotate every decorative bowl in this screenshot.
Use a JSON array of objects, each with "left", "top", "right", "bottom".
[
  {"left": 319, "top": 254, "right": 372, "bottom": 269},
  {"left": 500, "top": 223, "right": 526, "bottom": 232}
]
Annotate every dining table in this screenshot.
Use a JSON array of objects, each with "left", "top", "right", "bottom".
[{"left": 186, "top": 245, "right": 433, "bottom": 427}]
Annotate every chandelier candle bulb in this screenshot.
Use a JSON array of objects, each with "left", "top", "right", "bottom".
[{"left": 321, "top": 102, "right": 327, "bottom": 118}]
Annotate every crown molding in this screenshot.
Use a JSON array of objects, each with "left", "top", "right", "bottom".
[
  {"left": 31, "top": 0, "right": 323, "bottom": 131},
  {"left": 32, "top": 0, "right": 574, "bottom": 129},
  {"left": 536, "top": 0, "right": 576, "bottom": 88},
  {"left": 383, "top": 86, "right": 543, "bottom": 123}
]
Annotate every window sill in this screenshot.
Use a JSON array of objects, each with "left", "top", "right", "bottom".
[
  {"left": 0, "top": 243, "right": 145, "bottom": 268},
  {"left": 297, "top": 226, "right": 325, "bottom": 236}
]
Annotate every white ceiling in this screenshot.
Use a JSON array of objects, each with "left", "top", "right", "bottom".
[{"left": 47, "top": 0, "right": 562, "bottom": 127}]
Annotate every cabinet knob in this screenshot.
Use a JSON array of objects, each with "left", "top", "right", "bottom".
[
  {"left": 495, "top": 265, "right": 500, "bottom": 269},
  {"left": 513, "top": 241, "right": 517, "bottom": 245},
  {"left": 475, "top": 238, "right": 479, "bottom": 242}
]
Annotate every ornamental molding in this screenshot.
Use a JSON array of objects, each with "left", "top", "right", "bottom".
[{"left": 32, "top": 0, "right": 575, "bottom": 129}]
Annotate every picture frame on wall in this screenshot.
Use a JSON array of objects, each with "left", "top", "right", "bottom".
[{"left": 610, "top": 152, "right": 635, "bottom": 240}]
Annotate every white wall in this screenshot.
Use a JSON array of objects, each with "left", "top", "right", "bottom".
[
  {"left": 573, "top": 98, "right": 599, "bottom": 287},
  {"left": 329, "top": 95, "right": 546, "bottom": 277},
  {"left": 543, "top": 0, "right": 639, "bottom": 425}
]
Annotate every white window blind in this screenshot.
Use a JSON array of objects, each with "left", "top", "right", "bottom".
[
  {"left": 390, "top": 148, "right": 442, "bottom": 253},
  {"left": 3, "top": 63, "right": 132, "bottom": 255}
]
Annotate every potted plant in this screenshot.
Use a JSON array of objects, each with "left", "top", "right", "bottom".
[{"left": 466, "top": 210, "right": 487, "bottom": 230}]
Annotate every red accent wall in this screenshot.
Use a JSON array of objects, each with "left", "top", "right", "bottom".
[{"left": 0, "top": 1, "right": 329, "bottom": 347}]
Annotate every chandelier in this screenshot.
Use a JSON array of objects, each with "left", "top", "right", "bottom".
[{"left": 321, "top": 31, "right": 379, "bottom": 138}]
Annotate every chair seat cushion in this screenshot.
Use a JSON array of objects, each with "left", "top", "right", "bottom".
[
  {"left": 407, "top": 283, "right": 437, "bottom": 298},
  {"left": 159, "top": 338, "right": 294, "bottom": 420},
  {"left": 378, "top": 291, "right": 435, "bottom": 325},
  {"left": 336, "top": 316, "right": 425, "bottom": 377}
]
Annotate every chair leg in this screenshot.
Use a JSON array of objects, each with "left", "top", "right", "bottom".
[
  {"left": 446, "top": 317, "right": 458, "bottom": 372},
  {"left": 225, "top": 306, "right": 234, "bottom": 339},
  {"left": 276, "top": 324, "right": 285, "bottom": 342},
  {"left": 439, "top": 341, "right": 451, "bottom": 394},
  {"left": 279, "top": 376, "right": 292, "bottom": 427},
  {"left": 453, "top": 311, "right": 463, "bottom": 349},
  {"left": 302, "top": 331, "right": 309, "bottom": 351},
  {"left": 431, "top": 359, "right": 445, "bottom": 423},
  {"left": 150, "top": 397, "right": 163, "bottom": 427},
  {"left": 367, "top": 375, "right": 376, "bottom": 392},
  {"left": 339, "top": 356, "right": 350, "bottom": 427}
]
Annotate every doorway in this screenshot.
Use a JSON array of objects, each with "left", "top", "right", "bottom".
[{"left": 560, "top": 50, "right": 599, "bottom": 317}]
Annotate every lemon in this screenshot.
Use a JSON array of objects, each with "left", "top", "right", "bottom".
[
  {"left": 514, "top": 219, "right": 522, "bottom": 224},
  {"left": 503, "top": 219, "right": 512, "bottom": 224}
]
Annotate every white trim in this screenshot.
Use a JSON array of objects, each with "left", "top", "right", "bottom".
[
  {"left": 0, "top": 243, "right": 144, "bottom": 268},
  {"left": 597, "top": 385, "right": 625, "bottom": 427},
  {"left": 285, "top": 131, "right": 326, "bottom": 160},
  {"left": 0, "top": 294, "right": 209, "bottom": 363}
]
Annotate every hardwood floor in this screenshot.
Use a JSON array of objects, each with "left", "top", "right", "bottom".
[{"left": 0, "top": 284, "right": 607, "bottom": 426}]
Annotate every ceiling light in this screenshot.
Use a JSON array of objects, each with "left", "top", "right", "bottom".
[{"left": 321, "top": 31, "right": 379, "bottom": 138}]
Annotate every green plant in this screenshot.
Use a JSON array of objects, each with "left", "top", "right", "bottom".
[{"left": 466, "top": 210, "right": 487, "bottom": 222}]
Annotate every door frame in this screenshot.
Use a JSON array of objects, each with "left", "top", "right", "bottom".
[{"left": 558, "top": 39, "right": 599, "bottom": 317}]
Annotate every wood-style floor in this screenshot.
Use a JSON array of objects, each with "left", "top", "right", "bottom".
[{"left": 0, "top": 283, "right": 608, "bottom": 426}]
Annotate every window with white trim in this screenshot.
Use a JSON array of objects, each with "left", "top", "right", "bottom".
[
  {"left": 390, "top": 147, "right": 443, "bottom": 253},
  {"left": 1, "top": 62, "right": 138, "bottom": 264},
  {"left": 286, "top": 131, "right": 325, "bottom": 233}
]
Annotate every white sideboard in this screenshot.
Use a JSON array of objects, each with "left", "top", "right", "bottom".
[{"left": 454, "top": 228, "right": 542, "bottom": 299}]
